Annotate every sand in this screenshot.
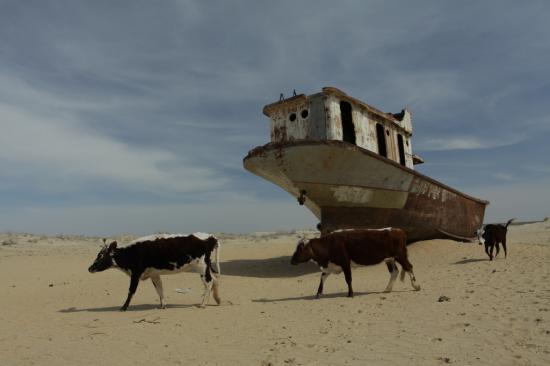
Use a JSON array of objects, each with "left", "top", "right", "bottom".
[{"left": 1, "top": 223, "right": 549, "bottom": 365}]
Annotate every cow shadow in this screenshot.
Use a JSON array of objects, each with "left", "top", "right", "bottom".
[
  {"left": 252, "top": 289, "right": 413, "bottom": 303},
  {"left": 58, "top": 303, "right": 195, "bottom": 313},
  {"left": 220, "top": 256, "right": 318, "bottom": 278},
  {"left": 452, "top": 258, "right": 488, "bottom": 265}
]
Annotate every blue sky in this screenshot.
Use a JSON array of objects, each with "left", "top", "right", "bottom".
[{"left": 1, "top": 1, "right": 549, "bottom": 235}]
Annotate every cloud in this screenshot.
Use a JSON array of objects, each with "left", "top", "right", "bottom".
[
  {"left": 494, "top": 173, "right": 516, "bottom": 182},
  {"left": 0, "top": 100, "right": 222, "bottom": 195},
  {"left": 416, "top": 135, "right": 525, "bottom": 151}
]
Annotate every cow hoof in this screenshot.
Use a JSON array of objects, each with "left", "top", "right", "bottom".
[
  {"left": 383, "top": 288, "right": 392, "bottom": 293},
  {"left": 119, "top": 307, "right": 127, "bottom": 312},
  {"left": 158, "top": 305, "right": 166, "bottom": 309},
  {"left": 413, "top": 285, "right": 421, "bottom": 291},
  {"left": 197, "top": 304, "right": 206, "bottom": 309}
]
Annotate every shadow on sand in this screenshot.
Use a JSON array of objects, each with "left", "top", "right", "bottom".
[
  {"left": 252, "top": 289, "right": 414, "bottom": 303},
  {"left": 452, "top": 258, "right": 488, "bottom": 265},
  {"left": 220, "top": 256, "right": 319, "bottom": 278},
  {"left": 59, "top": 303, "right": 195, "bottom": 313}
]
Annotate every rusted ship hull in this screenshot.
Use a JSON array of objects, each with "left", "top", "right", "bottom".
[{"left": 244, "top": 140, "right": 488, "bottom": 243}]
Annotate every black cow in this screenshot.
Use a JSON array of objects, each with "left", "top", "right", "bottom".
[
  {"left": 88, "top": 233, "right": 220, "bottom": 311},
  {"left": 291, "top": 228, "right": 420, "bottom": 298},
  {"left": 476, "top": 218, "right": 515, "bottom": 260}
]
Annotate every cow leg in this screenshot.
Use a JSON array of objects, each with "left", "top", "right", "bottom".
[
  {"left": 502, "top": 238, "right": 507, "bottom": 258},
  {"left": 205, "top": 254, "right": 221, "bottom": 305},
  {"left": 396, "top": 256, "right": 421, "bottom": 291},
  {"left": 406, "top": 270, "right": 421, "bottom": 291},
  {"left": 485, "top": 244, "right": 491, "bottom": 260},
  {"left": 489, "top": 243, "right": 494, "bottom": 261},
  {"left": 190, "top": 255, "right": 216, "bottom": 308},
  {"left": 211, "top": 275, "right": 221, "bottom": 305},
  {"left": 199, "top": 273, "right": 214, "bottom": 308},
  {"left": 121, "top": 273, "right": 140, "bottom": 311},
  {"left": 495, "top": 242, "right": 500, "bottom": 258},
  {"left": 342, "top": 263, "right": 353, "bottom": 298},
  {"left": 316, "top": 272, "right": 330, "bottom": 298},
  {"left": 384, "top": 258, "right": 398, "bottom": 293},
  {"left": 151, "top": 276, "right": 165, "bottom": 309}
]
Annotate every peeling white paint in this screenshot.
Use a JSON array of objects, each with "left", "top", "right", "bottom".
[{"left": 331, "top": 186, "right": 374, "bottom": 204}]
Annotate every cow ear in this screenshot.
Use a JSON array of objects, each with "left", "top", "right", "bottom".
[{"left": 108, "top": 241, "right": 117, "bottom": 250}]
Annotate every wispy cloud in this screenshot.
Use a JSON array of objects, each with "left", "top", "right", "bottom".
[
  {"left": 417, "top": 135, "right": 525, "bottom": 151},
  {"left": 494, "top": 173, "right": 516, "bottom": 182},
  {"left": 0, "top": 79, "right": 223, "bottom": 195}
]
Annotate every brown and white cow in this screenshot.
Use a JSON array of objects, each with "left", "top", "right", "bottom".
[
  {"left": 291, "top": 228, "right": 420, "bottom": 298},
  {"left": 88, "top": 233, "right": 220, "bottom": 311}
]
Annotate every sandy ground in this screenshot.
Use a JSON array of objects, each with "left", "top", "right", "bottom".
[{"left": 1, "top": 223, "right": 549, "bottom": 366}]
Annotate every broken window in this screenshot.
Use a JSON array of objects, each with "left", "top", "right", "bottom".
[
  {"left": 340, "top": 101, "right": 356, "bottom": 145},
  {"left": 376, "top": 123, "right": 387, "bottom": 158},
  {"left": 397, "top": 133, "right": 406, "bottom": 166}
]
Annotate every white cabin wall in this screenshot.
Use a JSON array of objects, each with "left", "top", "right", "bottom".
[
  {"left": 365, "top": 116, "right": 379, "bottom": 152},
  {"left": 352, "top": 108, "right": 369, "bottom": 149},
  {"left": 270, "top": 101, "right": 311, "bottom": 142},
  {"left": 270, "top": 92, "right": 415, "bottom": 170},
  {"left": 404, "top": 136, "right": 414, "bottom": 168},
  {"left": 387, "top": 128, "right": 397, "bottom": 162},
  {"left": 270, "top": 111, "right": 286, "bottom": 142},
  {"left": 400, "top": 109, "right": 413, "bottom": 134},
  {"left": 325, "top": 95, "right": 342, "bottom": 141},
  {"left": 308, "top": 94, "right": 327, "bottom": 140}
]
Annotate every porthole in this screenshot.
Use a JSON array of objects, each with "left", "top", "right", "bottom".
[
  {"left": 289, "top": 113, "right": 296, "bottom": 122},
  {"left": 301, "top": 109, "right": 309, "bottom": 119}
]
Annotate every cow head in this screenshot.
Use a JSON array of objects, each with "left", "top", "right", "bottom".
[
  {"left": 475, "top": 227, "right": 485, "bottom": 245},
  {"left": 88, "top": 240, "right": 118, "bottom": 273},
  {"left": 291, "top": 238, "right": 313, "bottom": 265}
]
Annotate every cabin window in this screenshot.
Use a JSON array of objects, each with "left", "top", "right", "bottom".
[
  {"left": 397, "top": 134, "right": 406, "bottom": 166},
  {"left": 376, "top": 123, "right": 387, "bottom": 158},
  {"left": 340, "top": 101, "right": 355, "bottom": 145},
  {"left": 289, "top": 113, "right": 296, "bottom": 122},
  {"left": 301, "top": 109, "right": 309, "bottom": 119}
]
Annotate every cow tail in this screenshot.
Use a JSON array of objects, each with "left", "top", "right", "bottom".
[
  {"left": 505, "top": 218, "right": 516, "bottom": 228},
  {"left": 215, "top": 240, "right": 221, "bottom": 277},
  {"left": 400, "top": 267, "right": 406, "bottom": 282}
]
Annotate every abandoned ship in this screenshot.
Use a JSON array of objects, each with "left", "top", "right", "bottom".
[{"left": 243, "top": 87, "right": 488, "bottom": 242}]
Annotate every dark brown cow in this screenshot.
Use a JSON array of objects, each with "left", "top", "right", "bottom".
[
  {"left": 476, "top": 218, "right": 515, "bottom": 260},
  {"left": 291, "top": 228, "right": 420, "bottom": 298}
]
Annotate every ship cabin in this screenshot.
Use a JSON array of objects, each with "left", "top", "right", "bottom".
[{"left": 263, "top": 87, "right": 423, "bottom": 169}]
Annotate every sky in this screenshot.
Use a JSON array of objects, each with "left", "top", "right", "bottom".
[{"left": 1, "top": 1, "right": 549, "bottom": 236}]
